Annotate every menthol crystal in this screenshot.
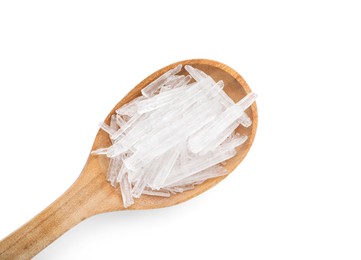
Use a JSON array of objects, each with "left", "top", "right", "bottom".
[{"left": 92, "top": 65, "right": 256, "bottom": 208}]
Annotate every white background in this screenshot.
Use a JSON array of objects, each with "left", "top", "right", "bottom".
[{"left": 1, "top": 1, "right": 360, "bottom": 259}]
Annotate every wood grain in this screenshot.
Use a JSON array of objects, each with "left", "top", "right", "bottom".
[{"left": 0, "top": 59, "right": 258, "bottom": 259}]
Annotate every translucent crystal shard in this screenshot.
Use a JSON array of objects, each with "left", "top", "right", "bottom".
[
  {"left": 119, "top": 173, "right": 134, "bottom": 208},
  {"left": 168, "top": 165, "right": 228, "bottom": 187},
  {"left": 188, "top": 105, "right": 244, "bottom": 153},
  {"left": 163, "top": 184, "right": 195, "bottom": 194},
  {"left": 99, "top": 122, "right": 115, "bottom": 135},
  {"left": 107, "top": 157, "right": 123, "bottom": 187},
  {"left": 220, "top": 133, "right": 248, "bottom": 151},
  {"left": 188, "top": 92, "right": 256, "bottom": 154},
  {"left": 150, "top": 146, "right": 180, "bottom": 190},
  {"left": 237, "top": 92, "right": 257, "bottom": 110},
  {"left": 141, "top": 64, "right": 182, "bottom": 97},
  {"left": 164, "top": 149, "right": 237, "bottom": 186},
  {"left": 116, "top": 96, "right": 146, "bottom": 117},
  {"left": 142, "top": 188, "right": 171, "bottom": 197},
  {"left": 105, "top": 141, "right": 127, "bottom": 158},
  {"left": 160, "top": 75, "right": 192, "bottom": 93},
  {"left": 91, "top": 147, "right": 108, "bottom": 155},
  {"left": 110, "top": 115, "right": 118, "bottom": 130},
  {"left": 115, "top": 115, "right": 126, "bottom": 127},
  {"left": 91, "top": 64, "right": 256, "bottom": 208},
  {"left": 137, "top": 85, "right": 190, "bottom": 114},
  {"left": 111, "top": 113, "right": 143, "bottom": 140},
  {"left": 184, "top": 65, "right": 210, "bottom": 82},
  {"left": 131, "top": 170, "right": 147, "bottom": 198}
]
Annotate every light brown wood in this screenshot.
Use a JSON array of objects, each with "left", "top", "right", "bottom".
[{"left": 0, "top": 59, "right": 258, "bottom": 259}]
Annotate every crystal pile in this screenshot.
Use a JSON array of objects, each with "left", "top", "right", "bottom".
[{"left": 92, "top": 65, "right": 256, "bottom": 207}]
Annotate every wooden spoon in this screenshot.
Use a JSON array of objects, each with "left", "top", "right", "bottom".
[{"left": 0, "top": 59, "right": 258, "bottom": 259}]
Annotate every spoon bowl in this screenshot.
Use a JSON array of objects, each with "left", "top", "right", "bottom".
[{"left": 0, "top": 59, "right": 258, "bottom": 259}]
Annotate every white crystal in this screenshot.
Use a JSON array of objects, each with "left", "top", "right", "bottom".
[
  {"left": 168, "top": 165, "right": 228, "bottom": 187},
  {"left": 142, "top": 188, "right": 171, "bottom": 197},
  {"left": 119, "top": 172, "right": 134, "bottom": 207},
  {"left": 107, "top": 157, "right": 123, "bottom": 187},
  {"left": 160, "top": 75, "right": 192, "bottom": 93},
  {"left": 99, "top": 122, "right": 115, "bottom": 135},
  {"left": 188, "top": 92, "right": 257, "bottom": 154},
  {"left": 91, "top": 147, "right": 108, "bottom": 155},
  {"left": 150, "top": 145, "right": 180, "bottom": 190},
  {"left": 185, "top": 65, "right": 210, "bottom": 82},
  {"left": 141, "top": 64, "right": 182, "bottom": 97},
  {"left": 93, "top": 64, "right": 256, "bottom": 208},
  {"left": 164, "top": 149, "right": 237, "bottom": 186},
  {"left": 115, "top": 115, "right": 127, "bottom": 127},
  {"left": 116, "top": 96, "right": 146, "bottom": 117}
]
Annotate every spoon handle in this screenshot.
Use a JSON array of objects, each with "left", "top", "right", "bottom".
[{"left": 0, "top": 158, "right": 121, "bottom": 259}]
